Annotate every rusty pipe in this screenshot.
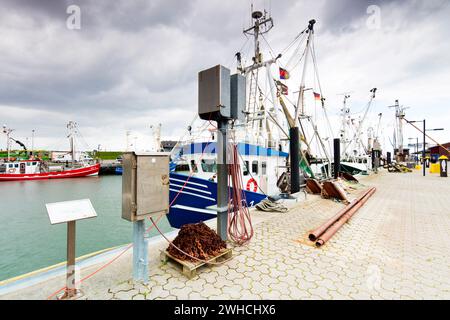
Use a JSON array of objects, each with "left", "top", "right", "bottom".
[
  {"left": 308, "top": 187, "right": 374, "bottom": 241},
  {"left": 315, "top": 187, "right": 376, "bottom": 247},
  {"left": 308, "top": 199, "right": 358, "bottom": 241}
]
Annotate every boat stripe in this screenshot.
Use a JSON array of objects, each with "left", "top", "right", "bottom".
[
  {"left": 170, "top": 183, "right": 212, "bottom": 195},
  {"left": 169, "top": 177, "right": 208, "bottom": 189},
  {"left": 171, "top": 204, "right": 217, "bottom": 215},
  {"left": 169, "top": 188, "right": 215, "bottom": 201}
]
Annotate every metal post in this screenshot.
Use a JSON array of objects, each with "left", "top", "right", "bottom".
[
  {"left": 333, "top": 138, "right": 340, "bottom": 179},
  {"left": 290, "top": 127, "right": 300, "bottom": 193},
  {"left": 66, "top": 220, "right": 77, "bottom": 298},
  {"left": 216, "top": 119, "right": 229, "bottom": 241},
  {"left": 423, "top": 119, "right": 426, "bottom": 177},
  {"left": 133, "top": 220, "right": 148, "bottom": 283},
  {"left": 416, "top": 137, "right": 419, "bottom": 164}
]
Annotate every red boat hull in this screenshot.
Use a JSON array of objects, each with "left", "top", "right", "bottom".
[{"left": 0, "top": 163, "right": 100, "bottom": 181}]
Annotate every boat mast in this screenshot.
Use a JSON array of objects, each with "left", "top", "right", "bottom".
[
  {"left": 2, "top": 125, "right": 14, "bottom": 162},
  {"left": 67, "top": 121, "right": 77, "bottom": 167},
  {"left": 241, "top": 9, "right": 281, "bottom": 146},
  {"left": 294, "top": 19, "right": 315, "bottom": 121},
  {"left": 388, "top": 100, "right": 408, "bottom": 159},
  {"left": 339, "top": 94, "right": 351, "bottom": 159}
]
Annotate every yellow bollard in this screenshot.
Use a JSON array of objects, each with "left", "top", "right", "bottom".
[{"left": 430, "top": 163, "right": 440, "bottom": 174}]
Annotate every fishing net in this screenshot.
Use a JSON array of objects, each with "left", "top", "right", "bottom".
[{"left": 167, "top": 222, "right": 226, "bottom": 262}]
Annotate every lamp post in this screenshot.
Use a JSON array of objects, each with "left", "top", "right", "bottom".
[{"left": 410, "top": 120, "right": 444, "bottom": 177}]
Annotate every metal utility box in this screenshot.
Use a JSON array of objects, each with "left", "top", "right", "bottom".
[
  {"left": 198, "top": 65, "right": 231, "bottom": 121},
  {"left": 122, "top": 152, "right": 170, "bottom": 222},
  {"left": 230, "top": 73, "right": 246, "bottom": 122}
]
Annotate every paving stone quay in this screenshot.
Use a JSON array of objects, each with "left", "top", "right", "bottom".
[{"left": 2, "top": 170, "right": 449, "bottom": 300}]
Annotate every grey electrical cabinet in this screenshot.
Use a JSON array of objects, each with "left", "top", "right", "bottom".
[
  {"left": 230, "top": 73, "right": 246, "bottom": 123},
  {"left": 122, "top": 152, "right": 170, "bottom": 222},
  {"left": 198, "top": 65, "right": 231, "bottom": 121}
]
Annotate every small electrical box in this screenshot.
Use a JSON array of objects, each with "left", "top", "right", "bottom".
[
  {"left": 198, "top": 65, "right": 231, "bottom": 121},
  {"left": 122, "top": 152, "right": 170, "bottom": 222},
  {"left": 230, "top": 73, "right": 246, "bottom": 123}
]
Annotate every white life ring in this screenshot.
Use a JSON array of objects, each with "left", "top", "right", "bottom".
[{"left": 8, "top": 168, "right": 16, "bottom": 174}]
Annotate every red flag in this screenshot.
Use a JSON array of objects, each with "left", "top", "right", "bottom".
[
  {"left": 313, "top": 92, "right": 321, "bottom": 101},
  {"left": 276, "top": 81, "right": 288, "bottom": 95}
]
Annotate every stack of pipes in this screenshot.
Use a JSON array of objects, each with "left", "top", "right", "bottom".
[{"left": 309, "top": 187, "right": 376, "bottom": 247}]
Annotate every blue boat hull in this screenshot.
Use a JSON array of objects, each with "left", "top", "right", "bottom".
[{"left": 167, "top": 172, "right": 266, "bottom": 229}]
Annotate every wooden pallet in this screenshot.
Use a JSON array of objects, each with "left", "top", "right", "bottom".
[{"left": 160, "top": 248, "right": 233, "bottom": 279}]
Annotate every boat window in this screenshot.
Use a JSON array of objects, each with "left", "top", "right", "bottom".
[
  {"left": 201, "top": 159, "right": 216, "bottom": 173},
  {"left": 190, "top": 160, "right": 198, "bottom": 173},
  {"left": 32, "top": 162, "right": 37, "bottom": 165},
  {"left": 14, "top": 164, "right": 19, "bottom": 168},
  {"left": 243, "top": 161, "right": 249, "bottom": 176},
  {"left": 175, "top": 164, "right": 190, "bottom": 172},
  {"left": 27, "top": 162, "right": 31, "bottom": 166},
  {"left": 9, "top": 164, "right": 13, "bottom": 168},
  {"left": 262, "top": 161, "right": 267, "bottom": 175},
  {"left": 252, "top": 161, "right": 258, "bottom": 174}
]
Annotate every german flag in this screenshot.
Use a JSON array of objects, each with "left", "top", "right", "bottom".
[{"left": 279, "top": 67, "right": 290, "bottom": 80}]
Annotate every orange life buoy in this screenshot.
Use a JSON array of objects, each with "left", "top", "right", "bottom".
[{"left": 246, "top": 178, "right": 258, "bottom": 192}]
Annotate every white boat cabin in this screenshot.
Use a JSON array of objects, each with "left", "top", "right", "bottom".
[
  {"left": 172, "top": 142, "right": 288, "bottom": 196},
  {"left": 0, "top": 160, "right": 40, "bottom": 175}
]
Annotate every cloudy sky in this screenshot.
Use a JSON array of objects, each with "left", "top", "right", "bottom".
[{"left": 1, "top": 0, "right": 449, "bottom": 152}]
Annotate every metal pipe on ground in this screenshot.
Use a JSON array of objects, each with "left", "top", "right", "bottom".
[
  {"left": 315, "top": 187, "right": 376, "bottom": 247},
  {"left": 308, "top": 187, "right": 374, "bottom": 241},
  {"left": 308, "top": 199, "right": 359, "bottom": 241}
]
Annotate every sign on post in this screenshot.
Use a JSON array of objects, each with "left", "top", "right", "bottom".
[{"left": 46, "top": 199, "right": 97, "bottom": 299}]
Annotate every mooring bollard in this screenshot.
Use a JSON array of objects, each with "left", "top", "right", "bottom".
[
  {"left": 439, "top": 155, "right": 448, "bottom": 178},
  {"left": 425, "top": 156, "right": 430, "bottom": 168},
  {"left": 45, "top": 199, "right": 97, "bottom": 299}
]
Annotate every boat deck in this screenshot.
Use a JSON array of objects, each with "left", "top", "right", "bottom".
[{"left": 1, "top": 169, "right": 449, "bottom": 300}]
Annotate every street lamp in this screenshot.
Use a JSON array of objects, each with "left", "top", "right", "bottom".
[{"left": 409, "top": 120, "right": 445, "bottom": 177}]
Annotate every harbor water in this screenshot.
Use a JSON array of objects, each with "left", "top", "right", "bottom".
[{"left": 0, "top": 175, "right": 174, "bottom": 281}]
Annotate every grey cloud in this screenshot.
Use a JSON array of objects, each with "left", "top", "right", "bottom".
[{"left": 0, "top": 0, "right": 449, "bottom": 151}]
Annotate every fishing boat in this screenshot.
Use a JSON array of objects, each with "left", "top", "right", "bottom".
[
  {"left": 166, "top": 9, "right": 335, "bottom": 228},
  {"left": 327, "top": 88, "right": 381, "bottom": 175},
  {"left": 0, "top": 121, "right": 100, "bottom": 181}
]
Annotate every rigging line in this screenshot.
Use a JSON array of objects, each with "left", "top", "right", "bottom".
[
  {"left": 280, "top": 30, "right": 308, "bottom": 69},
  {"left": 287, "top": 44, "right": 308, "bottom": 73},
  {"left": 280, "top": 27, "right": 308, "bottom": 56},
  {"left": 310, "top": 41, "right": 334, "bottom": 141},
  {"left": 285, "top": 38, "right": 308, "bottom": 70},
  {"left": 229, "top": 35, "right": 251, "bottom": 69},
  {"left": 310, "top": 34, "right": 324, "bottom": 95},
  {"left": 260, "top": 33, "right": 276, "bottom": 60}
]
